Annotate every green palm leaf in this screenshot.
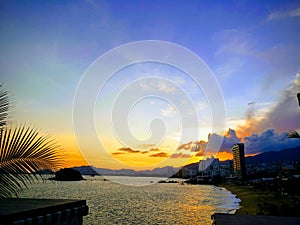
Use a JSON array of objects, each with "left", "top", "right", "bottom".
[
  {"left": 0, "top": 85, "right": 64, "bottom": 197},
  {"left": 287, "top": 130, "right": 300, "bottom": 139},
  {"left": 0, "top": 125, "right": 63, "bottom": 197},
  {"left": 0, "top": 84, "right": 9, "bottom": 128}
]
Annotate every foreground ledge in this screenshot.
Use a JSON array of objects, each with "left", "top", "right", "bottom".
[
  {"left": 212, "top": 213, "right": 300, "bottom": 225},
  {"left": 0, "top": 198, "right": 88, "bottom": 225}
]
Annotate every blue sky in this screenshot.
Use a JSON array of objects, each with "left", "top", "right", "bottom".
[{"left": 0, "top": 1, "right": 299, "bottom": 169}]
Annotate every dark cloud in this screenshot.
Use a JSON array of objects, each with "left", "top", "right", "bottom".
[
  {"left": 177, "top": 127, "right": 299, "bottom": 155},
  {"left": 237, "top": 73, "right": 300, "bottom": 137},
  {"left": 204, "top": 129, "right": 242, "bottom": 153},
  {"left": 244, "top": 129, "right": 300, "bottom": 154},
  {"left": 220, "top": 129, "right": 241, "bottom": 152},
  {"left": 191, "top": 140, "right": 206, "bottom": 152},
  {"left": 170, "top": 153, "right": 191, "bottom": 158},
  {"left": 149, "top": 152, "right": 169, "bottom": 157},
  {"left": 111, "top": 152, "right": 125, "bottom": 155},
  {"left": 177, "top": 141, "right": 193, "bottom": 150},
  {"left": 118, "top": 147, "right": 140, "bottom": 154},
  {"left": 112, "top": 147, "right": 170, "bottom": 158},
  {"left": 215, "top": 128, "right": 300, "bottom": 154}
]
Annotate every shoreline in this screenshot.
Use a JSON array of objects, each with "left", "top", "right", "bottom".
[
  {"left": 216, "top": 183, "right": 256, "bottom": 215},
  {"left": 216, "top": 183, "right": 300, "bottom": 216}
]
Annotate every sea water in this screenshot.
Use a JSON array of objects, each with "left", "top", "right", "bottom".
[{"left": 19, "top": 176, "right": 240, "bottom": 224}]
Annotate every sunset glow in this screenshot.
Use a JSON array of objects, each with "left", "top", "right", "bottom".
[{"left": 1, "top": 1, "right": 299, "bottom": 170}]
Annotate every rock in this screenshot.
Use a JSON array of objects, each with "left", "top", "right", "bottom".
[{"left": 53, "top": 168, "right": 84, "bottom": 181}]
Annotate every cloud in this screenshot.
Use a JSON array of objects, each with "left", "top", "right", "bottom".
[
  {"left": 111, "top": 152, "right": 125, "bottom": 155},
  {"left": 267, "top": 7, "right": 300, "bottom": 21},
  {"left": 191, "top": 140, "right": 207, "bottom": 152},
  {"left": 149, "top": 148, "right": 160, "bottom": 152},
  {"left": 195, "top": 151, "right": 204, "bottom": 157},
  {"left": 245, "top": 129, "right": 300, "bottom": 154},
  {"left": 214, "top": 29, "right": 298, "bottom": 88},
  {"left": 174, "top": 123, "right": 300, "bottom": 156},
  {"left": 170, "top": 153, "right": 191, "bottom": 158},
  {"left": 213, "top": 29, "right": 253, "bottom": 57},
  {"left": 175, "top": 140, "right": 206, "bottom": 154},
  {"left": 214, "top": 57, "right": 245, "bottom": 79},
  {"left": 258, "top": 45, "right": 300, "bottom": 91},
  {"left": 161, "top": 104, "right": 176, "bottom": 117},
  {"left": 177, "top": 141, "right": 193, "bottom": 150},
  {"left": 118, "top": 147, "right": 141, "bottom": 154},
  {"left": 113, "top": 146, "right": 170, "bottom": 158},
  {"left": 139, "top": 79, "right": 177, "bottom": 94},
  {"left": 237, "top": 73, "right": 300, "bottom": 136},
  {"left": 221, "top": 129, "right": 242, "bottom": 151},
  {"left": 113, "top": 147, "right": 149, "bottom": 155},
  {"left": 204, "top": 129, "right": 242, "bottom": 153},
  {"left": 214, "top": 128, "right": 300, "bottom": 155},
  {"left": 149, "top": 152, "right": 169, "bottom": 157}
]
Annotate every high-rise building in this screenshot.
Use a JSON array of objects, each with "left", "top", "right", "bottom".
[{"left": 232, "top": 143, "right": 246, "bottom": 181}]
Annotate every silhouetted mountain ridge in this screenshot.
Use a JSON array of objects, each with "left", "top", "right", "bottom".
[
  {"left": 246, "top": 146, "right": 300, "bottom": 164},
  {"left": 72, "top": 165, "right": 179, "bottom": 177},
  {"left": 71, "top": 146, "right": 300, "bottom": 176}
]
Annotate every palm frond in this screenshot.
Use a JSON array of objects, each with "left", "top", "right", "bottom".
[
  {"left": 0, "top": 84, "right": 9, "bottom": 128},
  {"left": 0, "top": 125, "right": 63, "bottom": 197},
  {"left": 287, "top": 130, "right": 300, "bottom": 139}
]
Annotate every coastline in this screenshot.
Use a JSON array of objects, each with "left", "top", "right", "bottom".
[
  {"left": 216, "top": 183, "right": 258, "bottom": 215},
  {"left": 216, "top": 183, "right": 300, "bottom": 216}
]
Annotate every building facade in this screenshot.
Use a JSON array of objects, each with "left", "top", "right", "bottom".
[{"left": 232, "top": 143, "right": 246, "bottom": 181}]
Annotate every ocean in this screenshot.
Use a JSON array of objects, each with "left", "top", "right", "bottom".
[{"left": 19, "top": 176, "right": 240, "bottom": 224}]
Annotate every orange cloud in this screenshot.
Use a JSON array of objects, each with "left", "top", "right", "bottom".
[
  {"left": 170, "top": 153, "right": 191, "bottom": 158},
  {"left": 118, "top": 147, "right": 140, "bottom": 153},
  {"left": 236, "top": 74, "right": 300, "bottom": 139},
  {"left": 177, "top": 141, "right": 193, "bottom": 150},
  {"left": 149, "top": 152, "right": 169, "bottom": 157},
  {"left": 149, "top": 148, "right": 160, "bottom": 152},
  {"left": 111, "top": 152, "right": 126, "bottom": 155},
  {"left": 195, "top": 151, "right": 204, "bottom": 157}
]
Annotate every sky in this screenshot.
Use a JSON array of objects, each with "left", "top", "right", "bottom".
[{"left": 0, "top": 0, "right": 299, "bottom": 170}]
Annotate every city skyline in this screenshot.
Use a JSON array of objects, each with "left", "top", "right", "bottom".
[{"left": 1, "top": 1, "right": 299, "bottom": 170}]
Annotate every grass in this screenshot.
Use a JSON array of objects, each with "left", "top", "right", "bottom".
[{"left": 217, "top": 183, "right": 299, "bottom": 216}]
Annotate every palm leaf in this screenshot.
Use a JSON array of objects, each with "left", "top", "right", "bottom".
[
  {"left": 0, "top": 125, "right": 63, "bottom": 197},
  {"left": 0, "top": 84, "right": 9, "bottom": 128},
  {"left": 287, "top": 130, "right": 300, "bottom": 139}
]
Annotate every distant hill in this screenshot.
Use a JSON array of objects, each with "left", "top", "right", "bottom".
[
  {"left": 71, "top": 146, "right": 300, "bottom": 177},
  {"left": 72, "top": 165, "right": 179, "bottom": 177},
  {"left": 72, "top": 166, "right": 98, "bottom": 175},
  {"left": 246, "top": 146, "right": 300, "bottom": 164}
]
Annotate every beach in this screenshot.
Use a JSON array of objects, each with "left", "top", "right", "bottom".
[{"left": 218, "top": 183, "right": 299, "bottom": 216}]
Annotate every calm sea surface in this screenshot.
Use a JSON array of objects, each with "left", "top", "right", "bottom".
[{"left": 19, "top": 176, "right": 240, "bottom": 225}]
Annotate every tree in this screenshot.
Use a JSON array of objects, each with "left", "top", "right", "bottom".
[{"left": 0, "top": 85, "right": 63, "bottom": 197}]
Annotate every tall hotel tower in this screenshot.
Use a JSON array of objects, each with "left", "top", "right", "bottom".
[{"left": 232, "top": 143, "right": 246, "bottom": 181}]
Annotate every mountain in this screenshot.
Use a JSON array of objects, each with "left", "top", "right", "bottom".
[
  {"left": 72, "top": 165, "right": 179, "bottom": 177},
  {"left": 246, "top": 146, "right": 300, "bottom": 164},
  {"left": 72, "top": 166, "right": 98, "bottom": 175},
  {"left": 71, "top": 146, "right": 300, "bottom": 177}
]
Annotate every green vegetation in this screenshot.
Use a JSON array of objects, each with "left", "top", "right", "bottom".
[
  {"left": 0, "top": 85, "right": 63, "bottom": 197},
  {"left": 219, "top": 183, "right": 300, "bottom": 216}
]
